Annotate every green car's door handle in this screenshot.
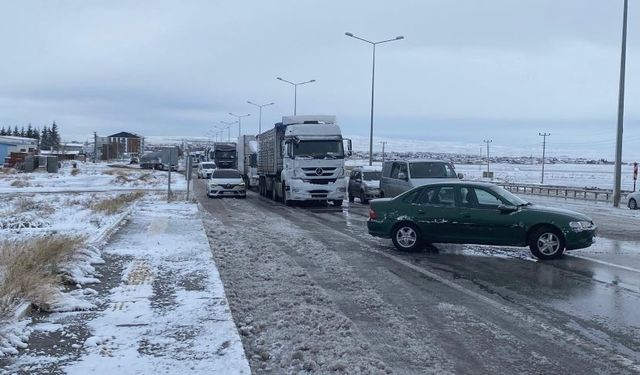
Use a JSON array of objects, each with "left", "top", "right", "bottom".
[{"left": 417, "top": 210, "right": 425, "bottom": 214}]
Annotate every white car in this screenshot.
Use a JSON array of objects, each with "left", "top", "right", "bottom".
[
  {"left": 207, "top": 169, "right": 246, "bottom": 198},
  {"left": 197, "top": 162, "right": 216, "bottom": 179},
  {"left": 627, "top": 191, "right": 640, "bottom": 209}
]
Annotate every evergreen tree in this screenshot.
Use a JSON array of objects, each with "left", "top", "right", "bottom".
[
  {"left": 0, "top": 126, "right": 6, "bottom": 136},
  {"left": 26, "top": 124, "right": 34, "bottom": 139},
  {"left": 41, "top": 126, "right": 50, "bottom": 150},
  {"left": 50, "top": 121, "right": 60, "bottom": 150},
  {"left": 20, "top": 126, "right": 26, "bottom": 137},
  {"left": 34, "top": 127, "right": 40, "bottom": 144},
  {"left": 12, "top": 126, "right": 19, "bottom": 136}
]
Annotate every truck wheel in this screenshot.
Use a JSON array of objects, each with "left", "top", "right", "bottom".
[
  {"left": 629, "top": 198, "right": 638, "bottom": 210},
  {"left": 283, "top": 183, "right": 293, "bottom": 206},
  {"left": 360, "top": 190, "right": 369, "bottom": 204},
  {"left": 348, "top": 190, "right": 355, "bottom": 203},
  {"left": 333, "top": 200, "right": 343, "bottom": 207}
]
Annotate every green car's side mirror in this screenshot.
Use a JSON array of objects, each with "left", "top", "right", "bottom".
[{"left": 498, "top": 204, "right": 518, "bottom": 213}]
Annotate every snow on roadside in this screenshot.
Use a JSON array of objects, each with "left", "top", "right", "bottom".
[{"left": 6, "top": 199, "right": 250, "bottom": 374}]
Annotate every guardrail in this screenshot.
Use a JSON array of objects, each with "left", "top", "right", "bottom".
[{"left": 496, "top": 182, "right": 632, "bottom": 203}]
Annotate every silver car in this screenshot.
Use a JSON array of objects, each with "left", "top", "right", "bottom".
[
  {"left": 379, "top": 159, "right": 462, "bottom": 198},
  {"left": 207, "top": 169, "right": 246, "bottom": 198},
  {"left": 348, "top": 166, "right": 382, "bottom": 204},
  {"left": 627, "top": 191, "right": 639, "bottom": 209}
]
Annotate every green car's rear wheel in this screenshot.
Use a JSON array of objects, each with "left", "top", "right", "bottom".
[{"left": 391, "top": 223, "right": 422, "bottom": 252}]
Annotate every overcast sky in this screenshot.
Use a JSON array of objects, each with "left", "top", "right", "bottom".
[{"left": 1, "top": 0, "right": 639, "bottom": 159}]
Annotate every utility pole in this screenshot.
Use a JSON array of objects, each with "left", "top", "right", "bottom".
[
  {"left": 539, "top": 132, "right": 551, "bottom": 184},
  {"left": 483, "top": 140, "right": 492, "bottom": 174},
  {"left": 614, "top": 0, "right": 629, "bottom": 208},
  {"left": 380, "top": 141, "right": 387, "bottom": 163},
  {"left": 93, "top": 132, "right": 97, "bottom": 163}
]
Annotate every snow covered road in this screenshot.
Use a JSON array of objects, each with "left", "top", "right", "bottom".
[{"left": 195, "top": 181, "right": 640, "bottom": 374}]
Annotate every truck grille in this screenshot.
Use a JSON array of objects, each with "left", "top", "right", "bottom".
[
  {"left": 309, "top": 190, "right": 329, "bottom": 198},
  {"left": 304, "top": 178, "right": 337, "bottom": 185},
  {"left": 302, "top": 167, "right": 337, "bottom": 177}
]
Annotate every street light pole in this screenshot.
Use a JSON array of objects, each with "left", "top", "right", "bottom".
[
  {"left": 614, "top": 0, "right": 629, "bottom": 208},
  {"left": 346, "top": 32, "right": 404, "bottom": 166},
  {"left": 220, "top": 121, "right": 237, "bottom": 142},
  {"left": 247, "top": 101, "right": 275, "bottom": 134},
  {"left": 539, "top": 132, "right": 550, "bottom": 184},
  {"left": 380, "top": 141, "right": 387, "bottom": 164},
  {"left": 276, "top": 77, "right": 316, "bottom": 115},
  {"left": 228, "top": 113, "right": 250, "bottom": 137}
]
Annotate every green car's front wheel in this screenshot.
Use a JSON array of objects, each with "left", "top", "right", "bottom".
[
  {"left": 529, "top": 226, "right": 565, "bottom": 260},
  {"left": 391, "top": 223, "right": 422, "bottom": 252}
]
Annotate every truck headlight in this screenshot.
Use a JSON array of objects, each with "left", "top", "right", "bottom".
[
  {"left": 569, "top": 221, "right": 595, "bottom": 232},
  {"left": 337, "top": 168, "right": 345, "bottom": 177}
]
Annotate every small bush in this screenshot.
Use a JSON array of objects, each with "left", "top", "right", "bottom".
[
  {"left": 70, "top": 168, "right": 80, "bottom": 176},
  {"left": 0, "top": 235, "right": 85, "bottom": 316},
  {"left": 0, "top": 168, "right": 17, "bottom": 175},
  {"left": 90, "top": 192, "right": 145, "bottom": 214}
]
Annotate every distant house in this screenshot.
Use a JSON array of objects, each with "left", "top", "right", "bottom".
[
  {"left": 0, "top": 136, "right": 38, "bottom": 167},
  {"left": 40, "top": 142, "right": 86, "bottom": 161},
  {"left": 105, "top": 132, "right": 143, "bottom": 160}
]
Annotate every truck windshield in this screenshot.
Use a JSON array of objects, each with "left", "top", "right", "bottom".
[
  {"left": 215, "top": 151, "right": 236, "bottom": 159},
  {"left": 409, "top": 162, "right": 457, "bottom": 178},
  {"left": 292, "top": 141, "right": 344, "bottom": 159},
  {"left": 212, "top": 170, "right": 241, "bottom": 178},
  {"left": 201, "top": 163, "right": 215, "bottom": 169}
]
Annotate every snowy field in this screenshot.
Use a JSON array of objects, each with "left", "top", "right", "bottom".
[
  {"left": 346, "top": 159, "right": 638, "bottom": 191},
  {"left": 0, "top": 161, "right": 186, "bottom": 193}
]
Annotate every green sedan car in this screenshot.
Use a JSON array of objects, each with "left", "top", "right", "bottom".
[{"left": 367, "top": 181, "right": 596, "bottom": 260}]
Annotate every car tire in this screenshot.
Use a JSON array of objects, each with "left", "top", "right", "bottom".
[
  {"left": 333, "top": 200, "right": 343, "bottom": 207},
  {"left": 379, "top": 190, "right": 385, "bottom": 198},
  {"left": 348, "top": 190, "right": 355, "bottom": 203},
  {"left": 391, "top": 222, "right": 422, "bottom": 252},
  {"left": 529, "top": 226, "right": 565, "bottom": 260},
  {"left": 629, "top": 198, "right": 638, "bottom": 210},
  {"left": 360, "top": 190, "right": 369, "bottom": 204}
]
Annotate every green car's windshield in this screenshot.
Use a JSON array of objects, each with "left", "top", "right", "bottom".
[{"left": 491, "top": 186, "right": 529, "bottom": 206}]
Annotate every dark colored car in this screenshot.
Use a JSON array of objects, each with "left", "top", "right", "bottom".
[
  {"left": 348, "top": 166, "right": 382, "bottom": 204},
  {"left": 367, "top": 181, "right": 596, "bottom": 260}
]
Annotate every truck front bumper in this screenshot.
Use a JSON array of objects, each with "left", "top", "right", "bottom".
[{"left": 287, "top": 178, "right": 346, "bottom": 201}]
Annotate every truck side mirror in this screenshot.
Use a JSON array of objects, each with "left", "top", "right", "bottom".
[
  {"left": 398, "top": 172, "right": 407, "bottom": 180},
  {"left": 458, "top": 173, "right": 464, "bottom": 179},
  {"left": 345, "top": 139, "right": 353, "bottom": 157}
]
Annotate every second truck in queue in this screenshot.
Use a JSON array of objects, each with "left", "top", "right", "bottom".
[
  {"left": 257, "top": 115, "right": 351, "bottom": 206},
  {"left": 208, "top": 142, "right": 237, "bottom": 169}
]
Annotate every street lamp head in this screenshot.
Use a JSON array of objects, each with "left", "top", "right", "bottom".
[
  {"left": 345, "top": 32, "right": 354, "bottom": 37},
  {"left": 310, "top": 79, "right": 316, "bottom": 83},
  {"left": 396, "top": 36, "right": 404, "bottom": 40},
  {"left": 276, "top": 77, "right": 283, "bottom": 81}
]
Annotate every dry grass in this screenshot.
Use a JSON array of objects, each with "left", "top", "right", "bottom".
[
  {"left": 70, "top": 168, "right": 81, "bottom": 176},
  {"left": 0, "top": 235, "right": 85, "bottom": 316},
  {"left": 90, "top": 192, "right": 145, "bottom": 214},
  {"left": 10, "top": 180, "right": 30, "bottom": 188},
  {"left": 1, "top": 168, "right": 17, "bottom": 175},
  {"left": 101, "top": 169, "right": 129, "bottom": 176}
]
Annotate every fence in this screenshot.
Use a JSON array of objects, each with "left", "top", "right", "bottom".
[{"left": 496, "top": 182, "right": 632, "bottom": 203}]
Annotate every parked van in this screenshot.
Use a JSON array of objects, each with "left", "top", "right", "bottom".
[{"left": 379, "top": 159, "right": 462, "bottom": 198}]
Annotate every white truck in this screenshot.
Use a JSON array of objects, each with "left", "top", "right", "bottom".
[
  {"left": 237, "top": 135, "right": 259, "bottom": 188},
  {"left": 257, "top": 115, "right": 352, "bottom": 206}
]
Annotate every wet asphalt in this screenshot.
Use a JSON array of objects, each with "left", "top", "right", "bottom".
[{"left": 195, "top": 179, "right": 640, "bottom": 374}]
